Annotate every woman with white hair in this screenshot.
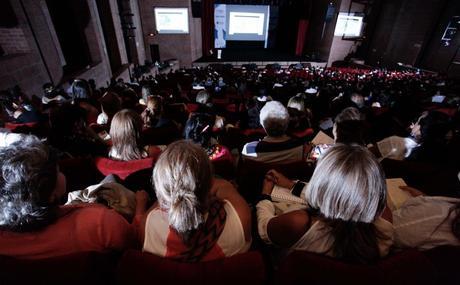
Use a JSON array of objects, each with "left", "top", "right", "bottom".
[
  {"left": 256, "top": 144, "right": 393, "bottom": 263},
  {"left": 242, "top": 101, "right": 305, "bottom": 164},
  {"left": 141, "top": 140, "right": 251, "bottom": 261}
]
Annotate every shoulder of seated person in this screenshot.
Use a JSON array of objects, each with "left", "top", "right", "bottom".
[
  {"left": 61, "top": 203, "right": 118, "bottom": 215},
  {"left": 268, "top": 210, "right": 310, "bottom": 246},
  {"left": 242, "top": 140, "right": 259, "bottom": 148}
]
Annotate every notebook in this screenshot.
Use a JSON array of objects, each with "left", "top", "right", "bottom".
[{"left": 271, "top": 184, "right": 307, "bottom": 205}]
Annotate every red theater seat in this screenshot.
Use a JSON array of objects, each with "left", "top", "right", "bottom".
[
  {"left": 95, "top": 157, "right": 156, "bottom": 180},
  {"left": 276, "top": 249, "right": 437, "bottom": 285},
  {"left": 117, "top": 250, "right": 267, "bottom": 285},
  {"left": 241, "top": 128, "right": 266, "bottom": 137},
  {"left": 291, "top": 128, "right": 314, "bottom": 139},
  {"left": 4, "top": 122, "right": 38, "bottom": 131},
  {"left": 186, "top": 103, "right": 200, "bottom": 113},
  {"left": 0, "top": 252, "right": 118, "bottom": 285}
]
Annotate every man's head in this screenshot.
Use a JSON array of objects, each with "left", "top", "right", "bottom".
[{"left": 260, "top": 101, "right": 290, "bottom": 137}]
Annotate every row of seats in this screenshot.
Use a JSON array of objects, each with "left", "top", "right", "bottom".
[
  {"left": 57, "top": 153, "right": 460, "bottom": 207},
  {"left": 1, "top": 246, "right": 459, "bottom": 285}
]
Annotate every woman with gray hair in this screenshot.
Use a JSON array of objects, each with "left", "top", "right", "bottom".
[
  {"left": 142, "top": 140, "right": 251, "bottom": 261},
  {"left": 256, "top": 144, "right": 393, "bottom": 263}
]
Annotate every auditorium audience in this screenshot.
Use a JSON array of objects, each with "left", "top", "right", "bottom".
[
  {"left": 242, "top": 101, "right": 305, "bottom": 164},
  {"left": 48, "top": 103, "right": 107, "bottom": 158},
  {"left": 70, "top": 79, "right": 99, "bottom": 124},
  {"left": 257, "top": 144, "right": 393, "bottom": 264},
  {"left": 0, "top": 64, "right": 458, "bottom": 270},
  {"left": 393, "top": 186, "right": 460, "bottom": 250},
  {"left": 141, "top": 141, "right": 251, "bottom": 261},
  {"left": 243, "top": 95, "right": 271, "bottom": 129},
  {"left": 97, "top": 91, "right": 122, "bottom": 126},
  {"left": 184, "top": 112, "right": 233, "bottom": 162},
  {"left": 333, "top": 106, "right": 367, "bottom": 145},
  {"left": 376, "top": 110, "right": 452, "bottom": 163},
  {"left": 141, "top": 95, "right": 164, "bottom": 128},
  {"left": 109, "top": 109, "right": 163, "bottom": 161},
  {"left": 0, "top": 137, "right": 135, "bottom": 259},
  {"left": 406, "top": 110, "right": 452, "bottom": 164},
  {"left": 287, "top": 94, "right": 312, "bottom": 135}
]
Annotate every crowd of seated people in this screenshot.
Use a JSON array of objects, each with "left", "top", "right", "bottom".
[{"left": 0, "top": 65, "right": 459, "bottom": 281}]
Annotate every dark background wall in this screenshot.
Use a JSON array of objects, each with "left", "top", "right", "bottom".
[
  {"left": 139, "top": 0, "right": 202, "bottom": 67},
  {"left": 304, "top": 0, "right": 341, "bottom": 62},
  {"left": 419, "top": 0, "right": 460, "bottom": 76},
  {"left": 363, "top": 0, "right": 460, "bottom": 77}
]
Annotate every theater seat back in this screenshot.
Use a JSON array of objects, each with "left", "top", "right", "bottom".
[
  {"left": 237, "top": 160, "right": 314, "bottom": 203},
  {"left": 95, "top": 157, "right": 155, "bottom": 180},
  {"left": 117, "top": 250, "right": 267, "bottom": 285},
  {"left": 0, "top": 252, "right": 118, "bottom": 285},
  {"left": 276, "top": 250, "right": 437, "bottom": 285}
]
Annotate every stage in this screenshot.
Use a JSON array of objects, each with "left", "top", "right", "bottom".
[{"left": 193, "top": 49, "right": 327, "bottom": 69}]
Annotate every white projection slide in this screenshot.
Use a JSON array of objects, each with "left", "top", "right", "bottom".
[
  {"left": 229, "top": 12, "right": 265, "bottom": 35},
  {"left": 154, "top": 8, "right": 189, "bottom": 34},
  {"left": 334, "top": 13, "right": 363, "bottom": 37}
]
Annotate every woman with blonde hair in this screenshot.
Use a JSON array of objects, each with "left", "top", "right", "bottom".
[
  {"left": 108, "top": 109, "right": 162, "bottom": 161},
  {"left": 257, "top": 144, "right": 393, "bottom": 264},
  {"left": 141, "top": 140, "right": 251, "bottom": 261}
]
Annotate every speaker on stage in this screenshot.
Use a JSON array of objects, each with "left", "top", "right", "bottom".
[{"left": 191, "top": 0, "right": 202, "bottom": 18}]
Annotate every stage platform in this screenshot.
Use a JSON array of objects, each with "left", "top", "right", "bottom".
[{"left": 193, "top": 49, "right": 327, "bottom": 69}]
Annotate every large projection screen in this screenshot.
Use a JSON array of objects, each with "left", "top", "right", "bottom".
[
  {"left": 226, "top": 5, "right": 269, "bottom": 41},
  {"left": 154, "top": 8, "right": 189, "bottom": 34},
  {"left": 214, "top": 4, "right": 270, "bottom": 48},
  {"left": 334, "top": 13, "right": 363, "bottom": 37}
]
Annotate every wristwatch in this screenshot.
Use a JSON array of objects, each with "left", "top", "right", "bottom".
[{"left": 291, "top": 181, "right": 306, "bottom": 197}]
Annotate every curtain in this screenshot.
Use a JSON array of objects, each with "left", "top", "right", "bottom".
[
  {"left": 202, "top": 0, "right": 215, "bottom": 56},
  {"left": 295, "top": 19, "right": 309, "bottom": 56}
]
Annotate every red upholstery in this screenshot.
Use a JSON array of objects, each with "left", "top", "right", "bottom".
[
  {"left": 291, "top": 128, "right": 314, "bottom": 139},
  {"left": 0, "top": 252, "right": 118, "bottom": 285},
  {"left": 94, "top": 157, "right": 155, "bottom": 180},
  {"left": 435, "top": 107, "right": 457, "bottom": 117},
  {"left": 276, "top": 250, "right": 437, "bottom": 285},
  {"left": 4, "top": 122, "right": 38, "bottom": 131},
  {"left": 241, "top": 128, "right": 266, "bottom": 137},
  {"left": 117, "top": 250, "right": 267, "bottom": 285},
  {"left": 186, "top": 103, "right": 200, "bottom": 113}
]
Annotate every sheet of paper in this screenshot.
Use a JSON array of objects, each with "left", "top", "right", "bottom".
[{"left": 311, "top": 131, "right": 334, "bottom": 145}]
